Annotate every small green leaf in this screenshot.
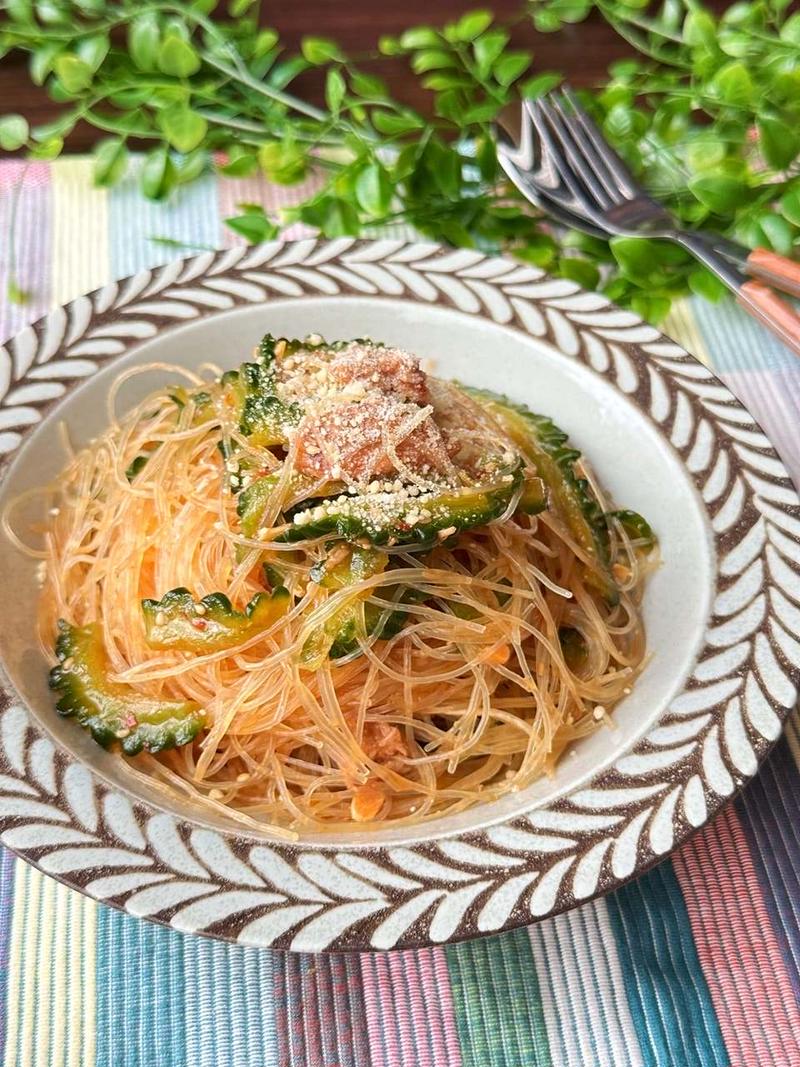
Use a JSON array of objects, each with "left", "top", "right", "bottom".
[
  {"left": 422, "top": 72, "right": 473, "bottom": 91},
  {"left": 411, "top": 50, "right": 455, "bottom": 74},
  {"left": 300, "top": 195, "right": 360, "bottom": 237},
  {"left": 226, "top": 211, "right": 278, "bottom": 243},
  {"left": 7, "top": 278, "right": 30, "bottom": 305},
  {"left": 514, "top": 233, "right": 558, "bottom": 268},
  {"left": 355, "top": 163, "right": 392, "bottom": 216},
  {"left": 158, "top": 34, "right": 201, "bottom": 78},
  {"left": 780, "top": 12, "right": 800, "bottom": 45},
  {"left": 5, "top": 0, "right": 33, "bottom": 21},
  {"left": 158, "top": 105, "right": 207, "bottom": 153},
  {"left": 350, "top": 71, "right": 387, "bottom": 99},
  {"left": 128, "top": 14, "right": 161, "bottom": 73},
  {"left": 30, "top": 43, "right": 61, "bottom": 85},
  {"left": 258, "top": 140, "right": 307, "bottom": 184},
  {"left": 0, "top": 114, "right": 29, "bottom": 151},
  {"left": 462, "top": 101, "right": 502, "bottom": 124},
  {"left": 141, "top": 145, "right": 177, "bottom": 200},
  {"left": 493, "top": 51, "right": 531, "bottom": 87},
  {"left": 378, "top": 35, "right": 403, "bottom": 56},
  {"left": 757, "top": 213, "right": 796, "bottom": 255},
  {"left": 758, "top": 115, "right": 800, "bottom": 170},
  {"left": 325, "top": 68, "right": 346, "bottom": 114},
  {"left": 781, "top": 186, "right": 800, "bottom": 227},
  {"left": 473, "top": 28, "right": 509, "bottom": 77},
  {"left": 520, "top": 72, "right": 562, "bottom": 99},
  {"left": 253, "top": 28, "right": 279, "bottom": 57},
  {"left": 398, "top": 26, "right": 441, "bottom": 49},
  {"left": 229, "top": 0, "right": 255, "bottom": 14},
  {"left": 688, "top": 267, "right": 728, "bottom": 302},
  {"left": 301, "top": 36, "right": 342, "bottom": 64},
  {"left": 35, "top": 1, "right": 65, "bottom": 24},
  {"left": 76, "top": 33, "right": 109, "bottom": 72},
  {"left": 28, "top": 136, "right": 63, "bottom": 160},
  {"left": 683, "top": 9, "right": 716, "bottom": 45},
  {"left": 92, "top": 138, "right": 128, "bottom": 186},
  {"left": 217, "top": 147, "right": 258, "bottom": 177},
  {"left": 558, "top": 257, "right": 600, "bottom": 290},
  {"left": 630, "top": 292, "right": 671, "bottom": 323},
  {"left": 710, "top": 61, "right": 754, "bottom": 107},
  {"left": 175, "top": 149, "right": 207, "bottom": 184},
  {"left": 372, "top": 110, "right": 425, "bottom": 136},
  {"left": 685, "top": 138, "right": 727, "bottom": 173},
  {"left": 689, "top": 174, "right": 749, "bottom": 213},
  {"left": 53, "top": 54, "right": 93, "bottom": 93},
  {"left": 718, "top": 29, "right": 753, "bottom": 58},
  {"left": 454, "top": 9, "right": 492, "bottom": 40}
]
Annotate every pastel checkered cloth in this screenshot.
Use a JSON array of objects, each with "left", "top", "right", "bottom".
[{"left": 1, "top": 158, "right": 800, "bottom": 1067}]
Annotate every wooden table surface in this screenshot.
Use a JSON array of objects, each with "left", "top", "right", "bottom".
[{"left": 0, "top": 1, "right": 639, "bottom": 152}]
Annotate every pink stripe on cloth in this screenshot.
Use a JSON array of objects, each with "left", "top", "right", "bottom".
[
  {"left": 673, "top": 805, "right": 800, "bottom": 1067},
  {"left": 215, "top": 169, "right": 325, "bottom": 246},
  {"left": 361, "top": 947, "right": 462, "bottom": 1067}
]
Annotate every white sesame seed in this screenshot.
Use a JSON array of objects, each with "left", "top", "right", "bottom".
[
  {"left": 236, "top": 772, "right": 250, "bottom": 783},
  {"left": 438, "top": 526, "right": 457, "bottom": 540},
  {"left": 623, "top": 687, "right": 631, "bottom": 695},
  {"left": 226, "top": 460, "right": 239, "bottom": 473},
  {"left": 62, "top": 656, "right": 74, "bottom": 671},
  {"left": 593, "top": 705, "right": 605, "bottom": 721},
  {"left": 257, "top": 528, "right": 269, "bottom": 541},
  {"left": 194, "top": 603, "right": 207, "bottom": 616},
  {"left": 48, "top": 506, "right": 60, "bottom": 517},
  {"left": 307, "top": 333, "right": 323, "bottom": 345},
  {"left": 208, "top": 788, "right": 224, "bottom": 801},
  {"left": 274, "top": 339, "right": 287, "bottom": 358},
  {"left": 155, "top": 611, "right": 167, "bottom": 626}
]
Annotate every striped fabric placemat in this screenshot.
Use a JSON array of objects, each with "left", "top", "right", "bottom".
[{"left": 1, "top": 157, "right": 799, "bottom": 1067}]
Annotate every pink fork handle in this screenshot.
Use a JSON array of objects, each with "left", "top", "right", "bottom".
[
  {"left": 737, "top": 280, "right": 800, "bottom": 358},
  {"left": 746, "top": 248, "right": 800, "bottom": 300}
]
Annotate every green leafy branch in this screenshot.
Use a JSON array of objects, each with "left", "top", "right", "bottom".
[{"left": 1, "top": 0, "right": 800, "bottom": 321}]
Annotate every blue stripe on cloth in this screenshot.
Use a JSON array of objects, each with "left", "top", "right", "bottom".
[
  {"left": 95, "top": 906, "right": 187, "bottom": 1067},
  {"left": 690, "top": 295, "right": 796, "bottom": 373},
  {"left": 606, "top": 863, "right": 727, "bottom": 1067},
  {"left": 0, "top": 849, "right": 15, "bottom": 1054},
  {"left": 183, "top": 937, "right": 278, "bottom": 1067},
  {"left": 736, "top": 736, "right": 800, "bottom": 998},
  {"left": 108, "top": 165, "right": 221, "bottom": 279}
]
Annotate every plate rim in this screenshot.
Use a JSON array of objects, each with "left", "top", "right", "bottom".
[{"left": 0, "top": 237, "right": 797, "bottom": 953}]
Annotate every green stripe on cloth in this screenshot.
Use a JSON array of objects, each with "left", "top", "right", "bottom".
[
  {"left": 446, "top": 927, "right": 551, "bottom": 1067},
  {"left": 606, "top": 862, "right": 727, "bottom": 1067},
  {"left": 96, "top": 907, "right": 186, "bottom": 1067}
]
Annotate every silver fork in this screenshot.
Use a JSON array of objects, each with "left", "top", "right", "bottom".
[{"left": 498, "top": 91, "right": 800, "bottom": 358}]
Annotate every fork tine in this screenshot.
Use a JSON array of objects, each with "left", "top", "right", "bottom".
[
  {"left": 560, "top": 86, "right": 640, "bottom": 198},
  {"left": 525, "top": 99, "right": 590, "bottom": 204},
  {"left": 548, "top": 92, "right": 625, "bottom": 206},
  {"left": 534, "top": 97, "right": 615, "bottom": 211}
]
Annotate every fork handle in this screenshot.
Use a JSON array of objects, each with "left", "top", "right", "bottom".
[
  {"left": 737, "top": 280, "right": 800, "bottom": 358},
  {"left": 746, "top": 248, "right": 800, "bottom": 300}
]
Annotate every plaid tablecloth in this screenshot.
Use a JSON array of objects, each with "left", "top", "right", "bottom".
[{"left": 1, "top": 157, "right": 799, "bottom": 1067}]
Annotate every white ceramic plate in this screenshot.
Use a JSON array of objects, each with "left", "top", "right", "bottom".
[{"left": 0, "top": 239, "right": 797, "bottom": 952}]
